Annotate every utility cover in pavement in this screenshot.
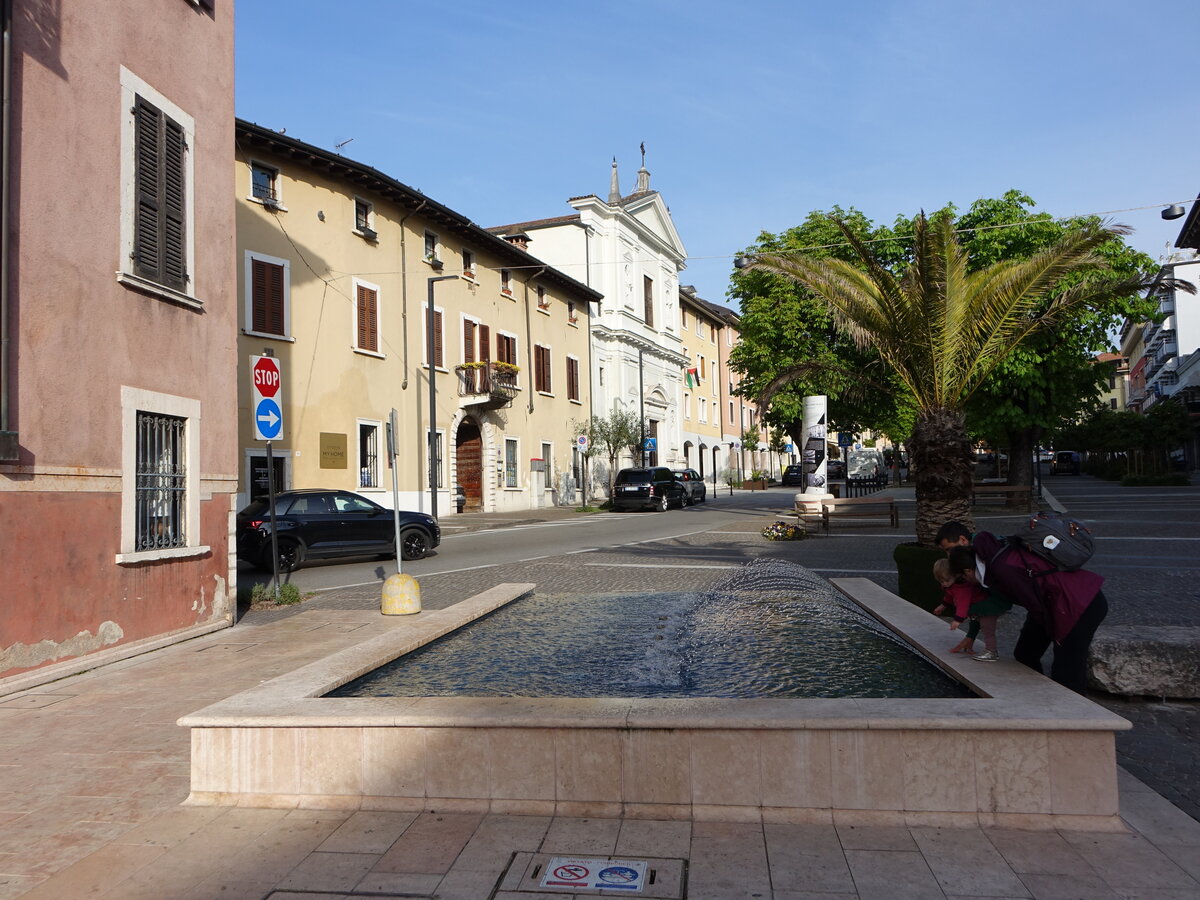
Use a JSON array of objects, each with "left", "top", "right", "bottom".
[{"left": 500, "top": 852, "right": 685, "bottom": 897}]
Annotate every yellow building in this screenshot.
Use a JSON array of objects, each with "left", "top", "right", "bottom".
[
  {"left": 234, "top": 121, "right": 599, "bottom": 516},
  {"left": 678, "top": 288, "right": 727, "bottom": 486}
]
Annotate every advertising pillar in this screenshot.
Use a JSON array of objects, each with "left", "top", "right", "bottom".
[{"left": 802, "top": 395, "right": 828, "bottom": 495}]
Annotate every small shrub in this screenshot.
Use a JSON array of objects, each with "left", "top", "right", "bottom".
[
  {"left": 749, "top": 469, "right": 769, "bottom": 482},
  {"left": 249, "top": 582, "right": 305, "bottom": 606},
  {"left": 762, "top": 520, "right": 807, "bottom": 541},
  {"left": 1120, "top": 473, "right": 1189, "bottom": 487}
]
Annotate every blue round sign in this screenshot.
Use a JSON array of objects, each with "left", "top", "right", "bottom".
[{"left": 255, "top": 397, "right": 283, "bottom": 440}]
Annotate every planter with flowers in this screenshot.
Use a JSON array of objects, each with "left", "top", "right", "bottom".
[{"left": 762, "top": 520, "right": 807, "bottom": 541}]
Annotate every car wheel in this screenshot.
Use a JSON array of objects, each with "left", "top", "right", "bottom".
[
  {"left": 656, "top": 494, "right": 668, "bottom": 512},
  {"left": 399, "top": 527, "right": 430, "bottom": 561},
  {"left": 272, "top": 539, "right": 304, "bottom": 574},
  {"left": 683, "top": 491, "right": 694, "bottom": 506},
  {"left": 698, "top": 487, "right": 706, "bottom": 503}
]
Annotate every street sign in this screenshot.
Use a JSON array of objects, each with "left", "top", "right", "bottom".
[
  {"left": 251, "top": 355, "right": 283, "bottom": 441},
  {"left": 253, "top": 356, "right": 281, "bottom": 398},
  {"left": 643, "top": 437, "right": 657, "bottom": 451},
  {"left": 576, "top": 434, "right": 589, "bottom": 451},
  {"left": 838, "top": 432, "right": 853, "bottom": 447}
]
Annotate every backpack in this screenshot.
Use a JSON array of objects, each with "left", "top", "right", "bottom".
[{"left": 1011, "top": 513, "right": 1094, "bottom": 572}]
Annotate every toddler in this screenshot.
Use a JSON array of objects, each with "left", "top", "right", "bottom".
[{"left": 932, "top": 556, "right": 982, "bottom": 655}]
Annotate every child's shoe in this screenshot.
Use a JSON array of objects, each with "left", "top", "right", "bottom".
[
  {"left": 972, "top": 650, "right": 999, "bottom": 661},
  {"left": 950, "top": 639, "right": 974, "bottom": 654}
]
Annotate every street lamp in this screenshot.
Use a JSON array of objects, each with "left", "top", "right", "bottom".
[
  {"left": 1162, "top": 204, "right": 1186, "bottom": 220},
  {"left": 427, "top": 270, "right": 456, "bottom": 520}
]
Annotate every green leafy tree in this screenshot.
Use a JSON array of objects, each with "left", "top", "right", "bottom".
[
  {"left": 748, "top": 213, "right": 1172, "bottom": 545},
  {"left": 587, "top": 408, "right": 644, "bottom": 495},
  {"left": 769, "top": 426, "right": 789, "bottom": 475}
]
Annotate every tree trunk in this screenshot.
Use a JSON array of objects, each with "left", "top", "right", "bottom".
[
  {"left": 1007, "top": 426, "right": 1038, "bottom": 487},
  {"left": 909, "top": 407, "right": 975, "bottom": 546}
]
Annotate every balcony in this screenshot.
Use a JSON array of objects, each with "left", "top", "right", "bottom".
[{"left": 455, "top": 362, "right": 519, "bottom": 411}]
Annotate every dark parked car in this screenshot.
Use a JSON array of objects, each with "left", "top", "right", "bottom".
[
  {"left": 672, "top": 468, "right": 707, "bottom": 505},
  {"left": 611, "top": 467, "right": 685, "bottom": 511},
  {"left": 1051, "top": 451, "right": 1081, "bottom": 476},
  {"left": 237, "top": 489, "right": 441, "bottom": 572},
  {"left": 827, "top": 459, "right": 846, "bottom": 480},
  {"left": 781, "top": 464, "right": 805, "bottom": 486}
]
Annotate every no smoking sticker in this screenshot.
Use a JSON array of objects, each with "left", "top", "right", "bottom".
[{"left": 541, "top": 856, "right": 648, "bottom": 891}]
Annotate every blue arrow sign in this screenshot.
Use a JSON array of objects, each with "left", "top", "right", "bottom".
[{"left": 255, "top": 397, "right": 283, "bottom": 441}]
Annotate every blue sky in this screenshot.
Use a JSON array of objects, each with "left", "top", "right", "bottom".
[{"left": 236, "top": 1, "right": 1199, "bottom": 308}]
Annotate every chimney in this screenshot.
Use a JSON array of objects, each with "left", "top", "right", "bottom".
[{"left": 503, "top": 231, "right": 531, "bottom": 251}]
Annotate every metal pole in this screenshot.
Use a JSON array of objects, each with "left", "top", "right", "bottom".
[
  {"left": 387, "top": 409, "right": 401, "bottom": 574},
  {"left": 265, "top": 441, "right": 280, "bottom": 599}
]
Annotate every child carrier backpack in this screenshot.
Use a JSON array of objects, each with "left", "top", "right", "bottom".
[{"left": 1012, "top": 513, "right": 1094, "bottom": 571}]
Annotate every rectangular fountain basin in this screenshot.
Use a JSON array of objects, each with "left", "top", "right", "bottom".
[{"left": 179, "top": 579, "right": 1130, "bottom": 828}]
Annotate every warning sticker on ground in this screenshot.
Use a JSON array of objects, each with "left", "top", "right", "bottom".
[{"left": 540, "top": 856, "right": 648, "bottom": 891}]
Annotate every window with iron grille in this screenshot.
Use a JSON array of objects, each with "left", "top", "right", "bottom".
[
  {"left": 359, "top": 422, "right": 379, "bottom": 488},
  {"left": 505, "top": 438, "right": 519, "bottom": 488},
  {"left": 251, "top": 163, "right": 279, "bottom": 203},
  {"left": 133, "top": 95, "right": 188, "bottom": 292},
  {"left": 135, "top": 412, "right": 187, "bottom": 551},
  {"left": 355, "top": 198, "right": 373, "bottom": 232}
]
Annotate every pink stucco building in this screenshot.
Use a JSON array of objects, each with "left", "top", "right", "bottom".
[{"left": 0, "top": 1, "right": 237, "bottom": 685}]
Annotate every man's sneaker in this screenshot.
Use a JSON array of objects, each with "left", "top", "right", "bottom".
[{"left": 973, "top": 650, "right": 999, "bottom": 661}]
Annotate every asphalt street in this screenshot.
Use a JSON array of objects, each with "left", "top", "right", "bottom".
[{"left": 243, "top": 471, "right": 1200, "bottom": 821}]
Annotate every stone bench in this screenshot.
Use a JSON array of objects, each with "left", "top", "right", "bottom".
[{"left": 1088, "top": 626, "right": 1200, "bottom": 698}]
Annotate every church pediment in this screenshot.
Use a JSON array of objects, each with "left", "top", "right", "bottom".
[{"left": 621, "top": 192, "right": 687, "bottom": 261}]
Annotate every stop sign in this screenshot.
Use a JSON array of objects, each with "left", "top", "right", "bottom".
[{"left": 252, "top": 357, "right": 280, "bottom": 398}]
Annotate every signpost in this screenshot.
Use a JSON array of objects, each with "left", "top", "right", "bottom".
[{"left": 251, "top": 355, "right": 284, "bottom": 596}]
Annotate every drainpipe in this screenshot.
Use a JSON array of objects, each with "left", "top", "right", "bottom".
[
  {"left": 522, "top": 266, "right": 545, "bottom": 413},
  {"left": 0, "top": 0, "right": 13, "bottom": 459},
  {"left": 397, "top": 200, "right": 427, "bottom": 390}
]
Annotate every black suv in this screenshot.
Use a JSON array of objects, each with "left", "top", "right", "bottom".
[
  {"left": 611, "top": 467, "right": 686, "bottom": 512},
  {"left": 672, "top": 468, "right": 707, "bottom": 505},
  {"left": 781, "top": 464, "right": 805, "bottom": 486},
  {"left": 237, "top": 489, "right": 441, "bottom": 572}
]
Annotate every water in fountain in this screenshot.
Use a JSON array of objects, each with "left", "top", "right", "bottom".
[{"left": 330, "top": 558, "right": 971, "bottom": 699}]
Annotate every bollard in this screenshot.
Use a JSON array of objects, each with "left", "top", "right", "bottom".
[{"left": 381, "top": 573, "right": 421, "bottom": 615}]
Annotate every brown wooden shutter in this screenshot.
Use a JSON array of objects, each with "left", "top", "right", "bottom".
[
  {"left": 252, "top": 259, "right": 285, "bottom": 335},
  {"left": 433, "top": 310, "right": 444, "bottom": 367},
  {"left": 357, "top": 285, "right": 377, "bottom": 352},
  {"left": 567, "top": 357, "right": 579, "bottom": 400},
  {"left": 132, "top": 96, "right": 187, "bottom": 292},
  {"left": 479, "top": 325, "right": 490, "bottom": 361},
  {"left": 464, "top": 320, "right": 476, "bottom": 363},
  {"left": 133, "top": 97, "right": 162, "bottom": 284}
]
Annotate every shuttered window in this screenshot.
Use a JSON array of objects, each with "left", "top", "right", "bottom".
[
  {"left": 479, "top": 325, "right": 491, "bottom": 361},
  {"left": 534, "top": 345, "right": 551, "bottom": 393},
  {"left": 251, "top": 259, "right": 285, "bottom": 335},
  {"left": 133, "top": 95, "right": 187, "bottom": 291},
  {"left": 497, "top": 334, "right": 516, "bottom": 366},
  {"left": 464, "top": 320, "right": 476, "bottom": 363},
  {"left": 431, "top": 310, "right": 444, "bottom": 368},
  {"left": 356, "top": 284, "right": 378, "bottom": 352},
  {"left": 567, "top": 357, "right": 580, "bottom": 401},
  {"left": 643, "top": 276, "right": 653, "bottom": 327}
]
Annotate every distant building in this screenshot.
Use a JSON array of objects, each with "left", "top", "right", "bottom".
[
  {"left": 490, "top": 154, "right": 689, "bottom": 487},
  {"left": 234, "top": 121, "right": 599, "bottom": 516},
  {"left": 0, "top": 1, "right": 237, "bottom": 685},
  {"left": 1094, "top": 352, "right": 1128, "bottom": 412}
]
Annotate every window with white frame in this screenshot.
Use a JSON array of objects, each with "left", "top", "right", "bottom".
[
  {"left": 461, "top": 248, "right": 475, "bottom": 279},
  {"left": 568, "top": 300, "right": 578, "bottom": 324},
  {"left": 428, "top": 429, "right": 445, "bottom": 488},
  {"left": 250, "top": 162, "right": 279, "bottom": 205},
  {"left": 534, "top": 344, "right": 552, "bottom": 393},
  {"left": 684, "top": 393, "right": 691, "bottom": 419},
  {"left": 699, "top": 398, "right": 708, "bottom": 423},
  {"left": 359, "top": 420, "right": 380, "bottom": 488},
  {"left": 500, "top": 268, "right": 513, "bottom": 296},
  {"left": 505, "top": 438, "right": 519, "bottom": 488},
  {"left": 566, "top": 356, "right": 580, "bottom": 402},
  {"left": 354, "top": 278, "right": 381, "bottom": 354},
  {"left": 537, "top": 285, "right": 550, "bottom": 310},
  {"left": 696, "top": 316, "right": 702, "bottom": 337},
  {"left": 424, "top": 230, "right": 440, "bottom": 264},
  {"left": 427, "top": 306, "right": 446, "bottom": 368},
  {"left": 119, "top": 387, "right": 203, "bottom": 563},
  {"left": 119, "top": 67, "right": 196, "bottom": 303},
  {"left": 541, "top": 442, "right": 553, "bottom": 480},
  {"left": 245, "top": 251, "right": 291, "bottom": 338}
]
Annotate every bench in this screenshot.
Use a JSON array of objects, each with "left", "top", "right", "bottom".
[
  {"left": 818, "top": 494, "right": 899, "bottom": 533},
  {"left": 970, "top": 484, "right": 1033, "bottom": 511}
]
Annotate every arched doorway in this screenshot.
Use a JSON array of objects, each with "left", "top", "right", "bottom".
[{"left": 456, "top": 418, "right": 483, "bottom": 511}]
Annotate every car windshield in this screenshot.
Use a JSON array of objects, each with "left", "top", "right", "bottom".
[
  {"left": 785, "top": 465, "right": 802, "bottom": 474},
  {"left": 615, "top": 470, "right": 651, "bottom": 484}
]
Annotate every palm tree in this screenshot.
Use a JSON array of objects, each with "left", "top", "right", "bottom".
[{"left": 747, "top": 213, "right": 1187, "bottom": 546}]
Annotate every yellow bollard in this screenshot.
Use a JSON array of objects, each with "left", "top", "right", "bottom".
[{"left": 381, "top": 573, "right": 421, "bottom": 615}]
